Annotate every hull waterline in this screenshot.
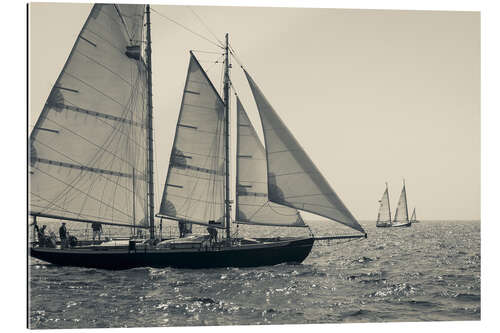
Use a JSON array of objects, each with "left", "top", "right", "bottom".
[
  {"left": 392, "top": 222, "right": 412, "bottom": 228},
  {"left": 29, "top": 237, "right": 315, "bottom": 270}
]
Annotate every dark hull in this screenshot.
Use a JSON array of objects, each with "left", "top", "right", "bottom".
[{"left": 30, "top": 237, "right": 314, "bottom": 270}]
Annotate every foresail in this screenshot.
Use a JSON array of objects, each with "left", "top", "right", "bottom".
[
  {"left": 159, "top": 54, "right": 226, "bottom": 227},
  {"left": 393, "top": 184, "right": 409, "bottom": 222},
  {"left": 236, "top": 97, "right": 305, "bottom": 227},
  {"left": 376, "top": 187, "right": 391, "bottom": 224},
  {"left": 29, "top": 4, "right": 148, "bottom": 226},
  {"left": 244, "top": 70, "right": 365, "bottom": 234},
  {"left": 410, "top": 207, "right": 416, "bottom": 222}
]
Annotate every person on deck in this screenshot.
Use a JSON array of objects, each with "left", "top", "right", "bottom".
[
  {"left": 37, "top": 225, "right": 47, "bottom": 247},
  {"left": 30, "top": 219, "right": 39, "bottom": 243},
  {"left": 207, "top": 221, "right": 218, "bottom": 245},
  {"left": 59, "top": 222, "right": 68, "bottom": 248},
  {"left": 178, "top": 220, "right": 186, "bottom": 238},
  {"left": 92, "top": 222, "right": 102, "bottom": 241}
]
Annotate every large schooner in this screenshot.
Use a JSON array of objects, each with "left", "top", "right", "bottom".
[{"left": 29, "top": 4, "right": 366, "bottom": 269}]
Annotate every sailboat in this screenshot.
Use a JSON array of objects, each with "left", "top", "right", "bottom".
[
  {"left": 376, "top": 182, "right": 392, "bottom": 227},
  {"left": 410, "top": 207, "right": 419, "bottom": 223},
  {"left": 391, "top": 180, "right": 411, "bottom": 227},
  {"left": 29, "top": 3, "right": 366, "bottom": 270}
]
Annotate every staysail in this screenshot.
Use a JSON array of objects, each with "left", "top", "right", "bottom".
[
  {"left": 243, "top": 70, "right": 365, "bottom": 234},
  {"left": 29, "top": 4, "right": 149, "bottom": 227},
  {"left": 393, "top": 181, "right": 409, "bottom": 223},
  {"left": 376, "top": 183, "right": 392, "bottom": 226},
  {"left": 158, "top": 53, "right": 226, "bottom": 227},
  {"left": 236, "top": 97, "right": 305, "bottom": 227}
]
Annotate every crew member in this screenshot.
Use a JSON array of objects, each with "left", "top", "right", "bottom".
[
  {"left": 92, "top": 222, "right": 103, "bottom": 241},
  {"left": 38, "top": 225, "right": 47, "bottom": 247},
  {"left": 178, "top": 220, "right": 186, "bottom": 238},
  {"left": 59, "top": 222, "right": 68, "bottom": 248},
  {"left": 207, "top": 221, "right": 218, "bottom": 245}
]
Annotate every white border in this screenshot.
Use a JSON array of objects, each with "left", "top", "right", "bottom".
[{"left": 3, "top": 0, "right": 497, "bottom": 332}]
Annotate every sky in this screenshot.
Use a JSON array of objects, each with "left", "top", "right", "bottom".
[{"left": 29, "top": 2, "right": 480, "bottom": 221}]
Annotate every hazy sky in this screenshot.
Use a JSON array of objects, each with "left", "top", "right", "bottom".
[{"left": 29, "top": 2, "right": 480, "bottom": 221}]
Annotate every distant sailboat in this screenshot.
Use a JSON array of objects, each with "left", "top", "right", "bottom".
[
  {"left": 410, "top": 207, "right": 419, "bottom": 223},
  {"left": 376, "top": 182, "right": 392, "bottom": 227},
  {"left": 392, "top": 180, "right": 411, "bottom": 227},
  {"left": 29, "top": 4, "right": 367, "bottom": 269}
]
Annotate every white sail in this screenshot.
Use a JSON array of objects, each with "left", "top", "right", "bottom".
[
  {"left": 393, "top": 182, "right": 409, "bottom": 223},
  {"left": 244, "top": 70, "right": 365, "bottom": 234},
  {"left": 376, "top": 184, "right": 391, "bottom": 226},
  {"left": 236, "top": 97, "right": 305, "bottom": 227},
  {"left": 29, "top": 4, "right": 149, "bottom": 226},
  {"left": 410, "top": 207, "right": 417, "bottom": 222},
  {"left": 158, "top": 53, "right": 226, "bottom": 227}
]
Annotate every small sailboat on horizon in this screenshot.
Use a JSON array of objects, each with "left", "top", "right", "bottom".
[
  {"left": 376, "top": 180, "right": 415, "bottom": 228},
  {"left": 410, "top": 207, "right": 419, "bottom": 224},
  {"left": 376, "top": 182, "right": 392, "bottom": 228},
  {"left": 391, "top": 180, "right": 412, "bottom": 228}
]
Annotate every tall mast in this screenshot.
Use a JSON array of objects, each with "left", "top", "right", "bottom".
[
  {"left": 224, "top": 33, "right": 231, "bottom": 242},
  {"left": 386, "top": 182, "right": 391, "bottom": 223},
  {"left": 145, "top": 4, "right": 155, "bottom": 239},
  {"left": 403, "top": 179, "right": 408, "bottom": 222}
]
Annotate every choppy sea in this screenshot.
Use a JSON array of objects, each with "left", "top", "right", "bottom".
[{"left": 28, "top": 220, "right": 480, "bottom": 329}]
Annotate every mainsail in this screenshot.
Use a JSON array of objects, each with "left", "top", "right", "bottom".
[
  {"left": 393, "top": 181, "right": 409, "bottom": 223},
  {"left": 158, "top": 53, "right": 226, "bottom": 227},
  {"left": 236, "top": 97, "right": 305, "bottom": 227},
  {"left": 29, "top": 4, "right": 149, "bottom": 227},
  {"left": 376, "top": 183, "right": 392, "bottom": 226},
  {"left": 243, "top": 70, "right": 365, "bottom": 234},
  {"left": 410, "top": 207, "right": 417, "bottom": 222}
]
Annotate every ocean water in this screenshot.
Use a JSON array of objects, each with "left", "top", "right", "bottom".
[{"left": 28, "top": 220, "right": 480, "bottom": 328}]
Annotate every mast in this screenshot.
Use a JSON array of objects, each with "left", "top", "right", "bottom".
[
  {"left": 145, "top": 4, "right": 155, "bottom": 239},
  {"left": 403, "top": 179, "right": 408, "bottom": 222},
  {"left": 224, "top": 33, "right": 231, "bottom": 242},
  {"left": 132, "top": 167, "right": 136, "bottom": 236},
  {"left": 386, "top": 182, "right": 391, "bottom": 224}
]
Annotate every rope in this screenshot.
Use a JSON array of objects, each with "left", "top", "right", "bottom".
[
  {"left": 188, "top": 6, "right": 224, "bottom": 46},
  {"left": 150, "top": 8, "right": 223, "bottom": 49},
  {"left": 191, "top": 50, "right": 224, "bottom": 55},
  {"left": 229, "top": 45, "right": 245, "bottom": 69}
]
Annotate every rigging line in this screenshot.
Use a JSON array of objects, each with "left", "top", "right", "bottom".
[
  {"left": 113, "top": 4, "right": 132, "bottom": 42},
  {"left": 32, "top": 165, "right": 134, "bottom": 220},
  {"left": 30, "top": 193, "right": 132, "bottom": 225},
  {"left": 266, "top": 202, "right": 299, "bottom": 216},
  {"left": 73, "top": 50, "right": 132, "bottom": 87},
  {"left": 153, "top": 117, "right": 161, "bottom": 211},
  {"left": 203, "top": 53, "right": 225, "bottom": 75},
  {"left": 229, "top": 46, "right": 244, "bottom": 69},
  {"left": 150, "top": 8, "right": 223, "bottom": 49},
  {"left": 63, "top": 72, "right": 128, "bottom": 110},
  {"left": 191, "top": 50, "right": 224, "bottom": 55},
  {"left": 219, "top": 56, "right": 224, "bottom": 98},
  {"left": 33, "top": 140, "right": 139, "bottom": 196},
  {"left": 41, "top": 116, "right": 135, "bottom": 170},
  {"left": 187, "top": 6, "right": 223, "bottom": 46}
]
